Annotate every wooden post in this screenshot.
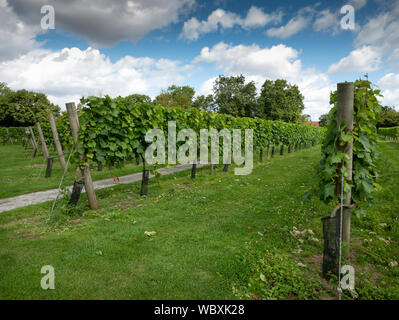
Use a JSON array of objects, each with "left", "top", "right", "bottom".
[
  {"left": 191, "top": 163, "right": 197, "bottom": 179},
  {"left": 66, "top": 102, "right": 98, "bottom": 210},
  {"left": 336, "top": 82, "right": 354, "bottom": 254},
  {"left": 49, "top": 113, "right": 67, "bottom": 174},
  {"left": 4, "top": 127, "right": 12, "bottom": 144},
  {"left": 36, "top": 122, "right": 49, "bottom": 159},
  {"left": 28, "top": 126, "right": 38, "bottom": 151},
  {"left": 25, "top": 127, "right": 33, "bottom": 148},
  {"left": 140, "top": 157, "right": 149, "bottom": 196},
  {"left": 45, "top": 157, "right": 54, "bottom": 178}
]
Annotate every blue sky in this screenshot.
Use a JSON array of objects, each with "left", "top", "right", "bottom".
[{"left": 0, "top": 0, "right": 398, "bottom": 120}]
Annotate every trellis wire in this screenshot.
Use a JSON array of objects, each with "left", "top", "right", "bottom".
[{"left": 49, "top": 145, "right": 75, "bottom": 217}]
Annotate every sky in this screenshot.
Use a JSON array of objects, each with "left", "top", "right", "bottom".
[{"left": 0, "top": 0, "right": 398, "bottom": 120}]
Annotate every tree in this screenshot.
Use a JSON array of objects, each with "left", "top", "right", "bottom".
[
  {"left": 0, "top": 82, "right": 11, "bottom": 96},
  {"left": 155, "top": 85, "right": 195, "bottom": 109},
  {"left": 192, "top": 94, "right": 214, "bottom": 111},
  {"left": 259, "top": 79, "right": 304, "bottom": 123},
  {"left": 377, "top": 106, "right": 399, "bottom": 128},
  {"left": 213, "top": 75, "right": 258, "bottom": 118},
  {"left": 298, "top": 114, "right": 311, "bottom": 124},
  {"left": 124, "top": 94, "right": 152, "bottom": 104},
  {"left": 319, "top": 112, "right": 332, "bottom": 127},
  {"left": 0, "top": 89, "right": 60, "bottom": 127}
]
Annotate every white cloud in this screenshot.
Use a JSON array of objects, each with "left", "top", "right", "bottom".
[
  {"left": 180, "top": 6, "right": 282, "bottom": 40},
  {"left": 349, "top": 0, "right": 367, "bottom": 10},
  {"left": 194, "top": 42, "right": 302, "bottom": 80},
  {"left": 327, "top": 46, "right": 381, "bottom": 74},
  {"left": 197, "top": 76, "right": 217, "bottom": 96},
  {"left": 194, "top": 42, "right": 334, "bottom": 120},
  {"left": 0, "top": 3, "right": 42, "bottom": 61},
  {"left": 378, "top": 73, "right": 399, "bottom": 108},
  {"left": 379, "top": 73, "right": 399, "bottom": 89},
  {"left": 265, "top": 6, "right": 314, "bottom": 39},
  {"left": 242, "top": 6, "right": 282, "bottom": 28},
  {"left": 0, "top": 47, "right": 191, "bottom": 107},
  {"left": 7, "top": 0, "right": 194, "bottom": 47},
  {"left": 266, "top": 15, "right": 310, "bottom": 39},
  {"left": 313, "top": 9, "right": 339, "bottom": 33},
  {"left": 354, "top": 1, "right": 399, "bottom": 61}
]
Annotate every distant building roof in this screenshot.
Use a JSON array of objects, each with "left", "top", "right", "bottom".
[{"left": 311, "top": 121, "right": 320, "bottom": 126}]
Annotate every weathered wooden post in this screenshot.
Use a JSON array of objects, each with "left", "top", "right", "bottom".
[
  {"left": 191, "top": 163, "right": 197, "bottom": 179},
  {"left": 337, "top": 82, "right": 354, "bottom": 253},
  {"left": 36, "top": 122, "right": 49, "bottom": 159},
  {"left": 25, "top": 127, "right": 32, "bottom": 148},
  {"left": 45, "top": 157, "right": 54, "bottom": 178},
  {"left": 7, "top": 128, "right": 13, "bottom": 144},
  {"left": 140, "top": 156, "right": 150, "bottom": 196},
  {"left": 66, "top": 102, "right": 98, "bottom": 210},
  {"left": 3, "top": 128, "right": 12, "bottom": 145},
  {"left": 48, "top": 113, "right": 67, "bottom": 174},
  {"left": 28, "top": 126, "right": 39, "bottom": 151},
  {"left": 322, "top": 82, "right": 354, "bottom": 280}
]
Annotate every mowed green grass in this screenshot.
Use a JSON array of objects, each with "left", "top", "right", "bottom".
[
  {"left": 0, "top": 144, "right": 143, "bottom": 199},
  {"left": 0, "top": 143, "right": 398, "bottom": 299}
]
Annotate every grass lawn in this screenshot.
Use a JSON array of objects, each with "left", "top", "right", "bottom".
[
  {"left": 0, "top": 142, "right": 398, "bottom": 299},
  {"left": 0, "top": 144, "right": 143, "bottom": 199}
]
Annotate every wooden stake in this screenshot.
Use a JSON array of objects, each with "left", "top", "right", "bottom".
[
  {"left": 28, "top": 126, "right": 38, "bottom": 151},
  {"left": 49, "top": 113, "right": 67, "bottom": 174},
  {"left": 191, "top": 163, "right": 197, "bottom": 179},
  {"left": 36, "top": 122, "right": 49, "bottom": 159},
  {"left": 66, "top": 102, "right": 98, "bottom": 210},
  {"left": 336, "top": 82, "right": 354, "bottom": 255}
]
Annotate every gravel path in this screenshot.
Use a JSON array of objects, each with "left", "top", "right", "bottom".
[{"left": 0, "top": 163, "right": 204, "bottom": 213}]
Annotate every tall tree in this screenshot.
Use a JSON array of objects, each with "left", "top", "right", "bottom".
[
  {"left": 377, "top": 106, "right": 399, "bottom": 128},
  {"left": 192, "top": 94, "right": 214, "bottom": 111},
  {"left": 0, "top": 82, "right": 11, "bottom": 96},
  {"left": 0, "top": 89, "right": 59, "bottom": 127},
  {"left": 155, "top": 85, "right": 195, "bottom": 109},
  {"left": 319, "top": 112, "right": 332, "bottom": 127},
  {"left": 298, "top": 114, "right": 311, "bottom": 124},
  {"left": 124, "top": 94, "right": 152, "bottom": 104},
  {"left": 259, "top": 79, "right": 304, "bottom": 123},
  {"left": 213, "top": 75, "right": 258, "bottom": 118}
]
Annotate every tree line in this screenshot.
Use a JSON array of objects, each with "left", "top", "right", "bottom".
[
  {"left": 152, "top": 75, "right": 308, "bottom": 124},
  {"left": 1, "top": 75, "right": 309, "bottom": 127}
]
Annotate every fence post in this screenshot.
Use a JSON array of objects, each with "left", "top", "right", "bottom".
[
  {"left": 49, "top": 113, "right": 67, "bottom": 174},
  {"left": 66, "top": 102, "right": 98, "bottom": 210},
  {"left": 336, "top": 82, "right": 354, "bottom": 255},
  {"left": 28, "top": 126, "right": 39, "bottom": 151},
  {"left": 36, "top": 122, "right": 49, "bottom": 159}
]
